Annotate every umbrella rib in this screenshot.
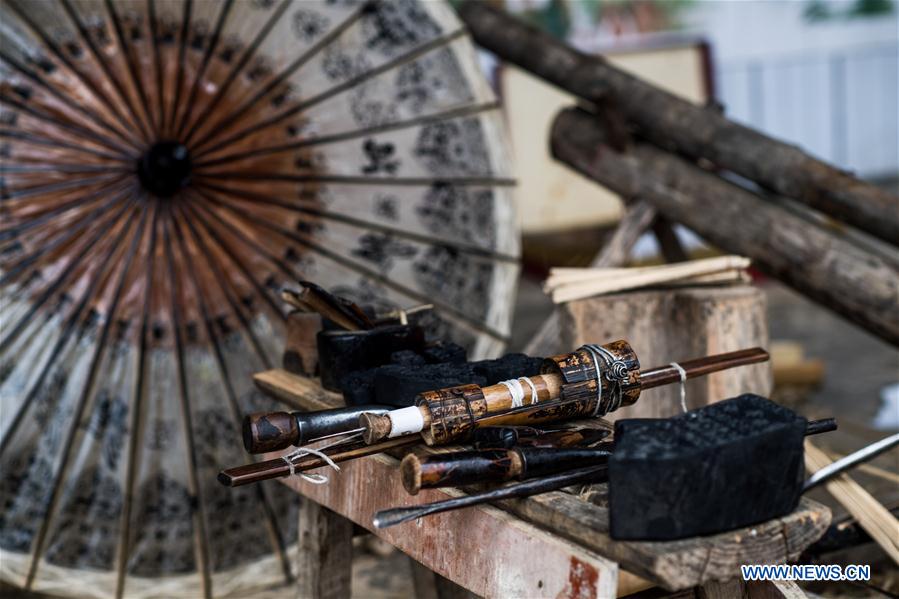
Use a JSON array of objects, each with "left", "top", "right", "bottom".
[
  {"left": 0, "top": 176, "right": 128, "bottom": 244},
  {"left": 184, "top": 2, "right": 367, "bottom": 150},
  {"left": 192, "top": 27, "right": 468, "bottom": 159},
  {"left": 0, "top": 94, "right": 137, "bottom": 161},
  {"left": 147, "top": 0, "right": 166, "bottom": 136},
  {"left": 189, "top": 186, "right": 510, "bottom": 342},
  {"left": 193, "top": 100, "right": 501, "bottom": 168},
  {"left": 160, "top": 210, "right": 214, "bottom": 599},
  {"left": 174, "top": 198, "right": 278, "bottom": 368},
  {"left": 114, "top": 197, "right": 160, "bottom": 599},
  {"left": 0, "top": 172, "right": 125, "bottom": 201},
  {"left": 195, "top": 179, "right": 517, "bottom": 263},
  {"left": 0, "top": 128, "right": 130, "bottom": 163},
  {"left": 176, "top": 196, "right": 290, "bottom": 323},
  {"left": 169, "top": 203, "right": 293, "bottom": 584},
  {"left": 162, "top": 0, "right": 193, "bottom": 137},
  {"left": 104, "top": 0, "right": 159, "bottom": 137},
  {"left": 0, "top": 196, "right": 140, "bottom": 456},
  {"left": 59, "top": 0, "right": 153, "bottom": 144},
  {"left": 0, "top": 181, "right": 132, "bottom": 288},
  {"left": 177, "top": 0, "right": 292, "bottom": 145},
  {"left": 0, "top": 49, "right": 140, "bottom": 155},
  {"left": 25, "top": 201, "right": 149, "bottom": 589},
  {"left": 170, "top": 0, "right": 234, "bottom": 139}
]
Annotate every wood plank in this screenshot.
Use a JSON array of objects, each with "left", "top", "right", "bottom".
[
  {"left": 279, "top": 452, "right": 619, "bottom": 599},
  {"left": 259, "top": 371, "right": 831, "bottom": 591},
  {"left": 296, "top": 498, "right": 353, "bottom": 599}
]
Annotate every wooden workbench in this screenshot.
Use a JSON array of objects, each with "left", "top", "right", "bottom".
[{"left": 254, "top": 369, "right": 831, "bottom": 598}]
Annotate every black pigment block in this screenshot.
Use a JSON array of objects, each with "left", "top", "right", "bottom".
[
  {"left": 421, "top": 341, "right": 468, "bottom": 365},
  {"left": 372, "top": 363, "right": 487, "bottom": 407},
  {"left": 472, "top": 353, "right": 544, "bottom": 385},
  {"left": 317, "top": 325, "right": 425, "bottom": 391},
  {"left": 609, "top": 394, "right": 807, "bottom": 540},
  {"left": 340, "top": 369, "right": 379, "bottom": 405},
  {"left": 390, "top": 350, "right": 428, "bottom": 366}
]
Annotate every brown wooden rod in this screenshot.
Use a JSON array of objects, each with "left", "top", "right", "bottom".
[
  {"left": 219, "top": 436, "right": 416, "bottom": 487},
  {"left": 457, "top": 1, "right": 899, "bottom": 247},
  {"left": 638, "top": 348, "right": 769, "bottom": 389},
  {"left": 219, "top": 425, "right": 606, "bottom": 487},
  {"left": 551, "top": 107, "right": 899, "bottom": 347}
]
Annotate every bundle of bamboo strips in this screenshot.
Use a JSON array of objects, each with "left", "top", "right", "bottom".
[
  {"left": 544, "top": 255, "right": 751, "bottom": 304},
  {"left": 805, "top": 441, "right": 899, "bottom": 565}
]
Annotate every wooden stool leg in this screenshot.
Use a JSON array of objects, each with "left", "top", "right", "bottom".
[
  {"left": 409, "top": 558, "right": 481, "bottom": 599},
  {"left": 296, "top": 497, "right": 353, "bottom": 599}
]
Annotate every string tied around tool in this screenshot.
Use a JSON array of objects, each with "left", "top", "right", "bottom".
[
  {"left": 581, "top": 344, "right": 628, "bottom": 416},
  {"left": 670, "top": 362, "right": 688, "bottom": 413},
  {"left": 499, "top": 377, "right": 539, "bottom": 408},
  {"left": 281, "top": 446, "right": 341, "bottom": 484}
]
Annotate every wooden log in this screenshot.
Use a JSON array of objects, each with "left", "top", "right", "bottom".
[
  {"left": 526, "top": 200, "right": 657, "bottom": 357},
  {"left": 457, "top": 2, "right": 899, "bottom": 247},
  {"left": 557, "top": 286, "right": 770, "bottom": 419},
  {"left": 551, "top": 107, "right": 899, "bottom": 347},
  {"left": 296, "top": 498, "right": 353, "bottom": 599}
]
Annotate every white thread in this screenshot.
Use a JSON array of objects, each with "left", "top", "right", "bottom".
[
  {"left": 387, "top": 406, "right": 425, "bottom": 437},
  {"left": 282, "top": 446, "right": 341, "bottom": 484},
  {"left": 670, "top": 362, "right": 688, "bottom": 413},
  {"left": 520, "top": 376, "right": 539, "bottom": 405},
  {"left": 500, "top": 378, "right": 525, "bottom": 407}
]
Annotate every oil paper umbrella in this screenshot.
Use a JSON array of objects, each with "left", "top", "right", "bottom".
[{"left": 0, "top": 0, "right": 518, "bottom": 597}]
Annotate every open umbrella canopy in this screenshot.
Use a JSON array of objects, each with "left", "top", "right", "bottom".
[{"left": 0, "top": 0, "right": 518, "bottom": 596}]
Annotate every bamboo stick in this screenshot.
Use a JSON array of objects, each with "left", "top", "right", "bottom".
[{"left": 804, "top": 441, "right": 899, "bottom": 565}]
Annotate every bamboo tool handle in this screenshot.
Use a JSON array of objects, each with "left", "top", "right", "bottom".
[
  {"left": 243, "top": 405, "right": 389, "bottom": 454},
  {"left": 281, "top": 281, "right": 373, "bottom": 331},
  {"left": 362, "top": 347, "right": 770, "bottom": 445},
  {"left": 402, "top": 446, "right": 613, "bottom": 494}
]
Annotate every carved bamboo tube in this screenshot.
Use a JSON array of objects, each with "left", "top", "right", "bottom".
[{"left": 363, "top": 343, "right": 768, "bottom": 446}]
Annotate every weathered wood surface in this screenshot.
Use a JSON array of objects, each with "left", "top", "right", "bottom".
[
  {"left": 557, "top": 286, "right": 771, "bottom": 419},
  {"left": 281, "top": 452, "right": 619, "bottom": 599},
  {"left": 458, "top": 2, "right": 899, "bottom": 247},
  {"left": 551, "top": 107, "right": 899, "bottom": 347},
  {"left": 261, "top": 371, "right": 831, "bottom": 592},
  {"left": 296, "top": 498, "right": 353, "bottom": 599},
  {"left": 699, "top": 579, "right": 808, "bottom": 599},
  {"left": 526, "top": 200, "right": 657, "bottom": 357}
]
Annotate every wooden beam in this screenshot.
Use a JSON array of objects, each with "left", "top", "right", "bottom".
[
  {"left": 457, "top": 1, "right": 899, "bottom": 247},
  {"left": 296, "top": 498, "right": 353, "bottom": 599},
  {"left": 551, "top": 106, "right": 899, "bottom": 347}
]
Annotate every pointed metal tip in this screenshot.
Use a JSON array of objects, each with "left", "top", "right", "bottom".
[{"left": 372, "top": 508, "right": 417, "bottom": 529}]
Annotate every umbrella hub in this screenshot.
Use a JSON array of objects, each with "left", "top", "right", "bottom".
[{"left": 138, "top": 141, "right": 192, "bottom": 198}]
